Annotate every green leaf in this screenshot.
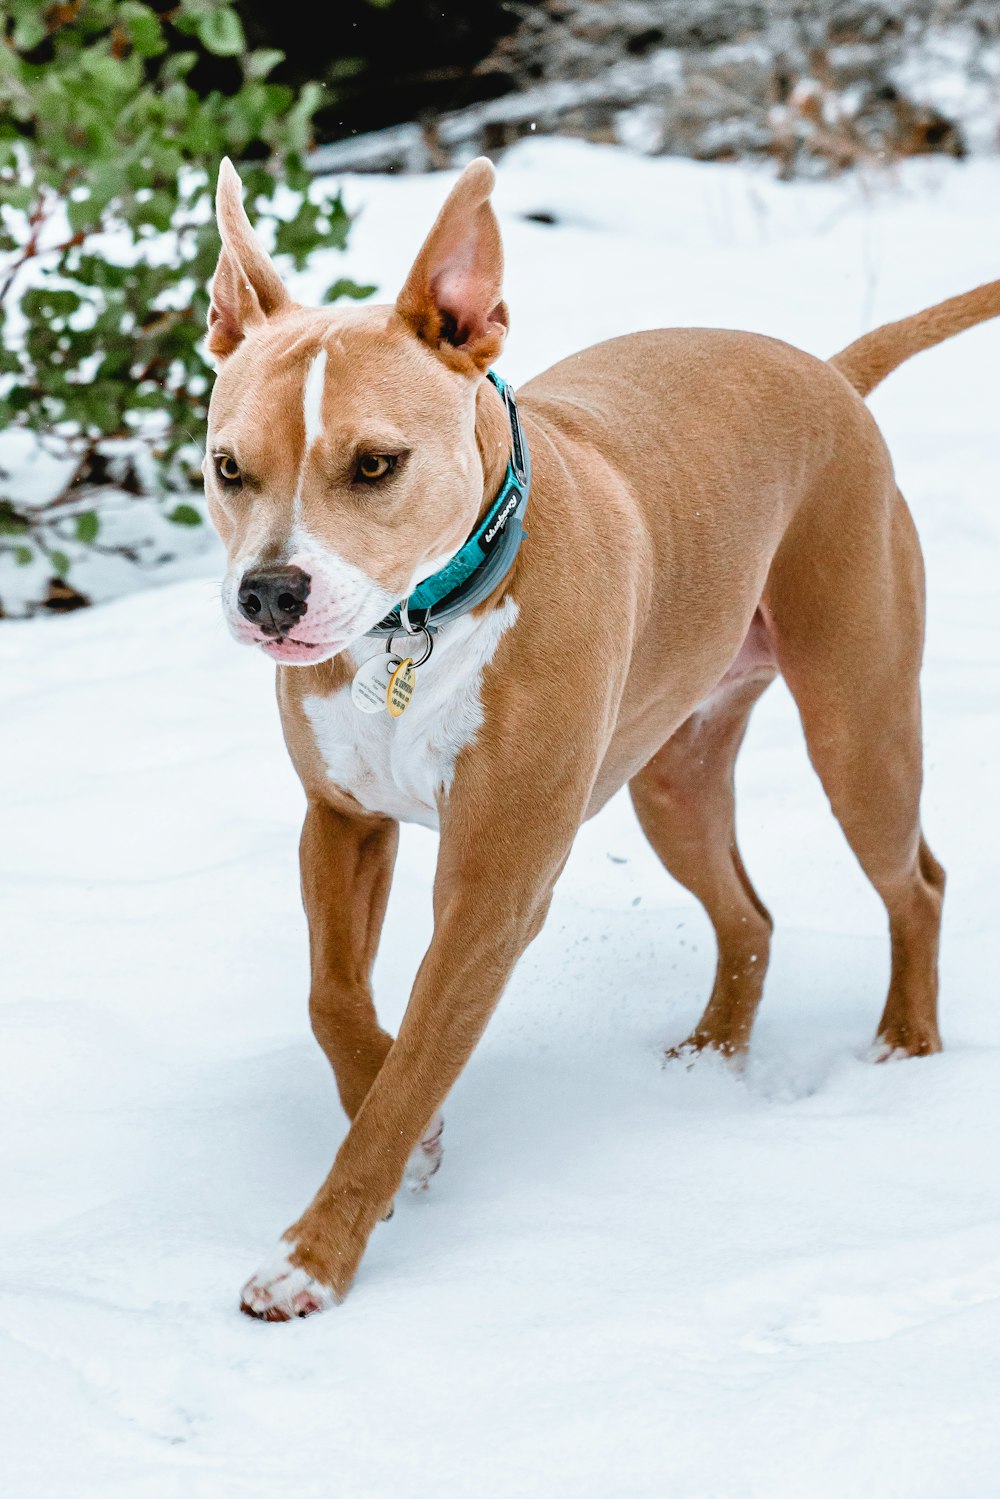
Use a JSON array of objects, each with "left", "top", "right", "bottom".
[
  {"left": 23, "top": 288, "right": 83, "bottom": 320},
  {"left": 12, "top": 13, "right": 46, "bottom": 51},
  {"left": 196, "top": 8, "right": 245, "bottom": 57},
  {"left": 244, "top": 49, "right": 285, "bottom": 82},
  {"left": 14, "top": 545, "right": 33, "bottom": 567},
  {"left": 2, "top": 183, "right": 34, "bottom": 213},
  {"left": 328, "top": 58, "right": 365, "bottom": 83},
  {"left": 282, "top": 80, "right": 324, "bottom": 152},
  {"left": 323, "top": 278, "right": 377, "bottom": 303},
  {"left": 160, "top": 49, "right": 199, "bottom": 83},
  {"left": 167, "top": 503, "right": 203, "bottom": 527},
  {"left": 67, "top": 194, "right": 101, "bottom": 235},
  {"left": 49, "top": 550, "right": 71, "bottom": 578},
  {"left": 0, "top": 507, "right": 28, "bottom": 536},
  {"left": 75, "top": 511, "right": 100, "bottom": 544},
  {"left": 118, "top": 2, "right": 167, "bottom": 59}
]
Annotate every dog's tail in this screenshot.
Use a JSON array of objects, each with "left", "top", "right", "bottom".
[{"left": 830, "top": 278, "right": 1000, "bottom": 397}]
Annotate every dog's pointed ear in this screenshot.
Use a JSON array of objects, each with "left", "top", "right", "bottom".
[
  {"left": 207, "top": 158, "right": 291, "bottom": 360},
  {"left": 395, "top": 157, "right": 508, "bottom": 373}
]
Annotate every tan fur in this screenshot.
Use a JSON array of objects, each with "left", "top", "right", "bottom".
[
  {"left": 202, "top": 158, "right": 992, "bottom": 1318},
  {"left": 832, "top": 276, "right": 1000, "bottom": 395},
  {"left": 208, "top": 158, "right": 291, "bottom": 359}
]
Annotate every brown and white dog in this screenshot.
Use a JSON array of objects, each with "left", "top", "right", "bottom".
[{"left": 204, "top": 155, "right": 999, "bottom": 1320}]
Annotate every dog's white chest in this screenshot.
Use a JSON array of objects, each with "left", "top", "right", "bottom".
[{"left": 303, "top": 599, "right": 519, "bottom": 828}]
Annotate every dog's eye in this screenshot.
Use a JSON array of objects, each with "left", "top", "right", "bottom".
[
  {"left": 215, "top": 454, "right": 241, "bottom": 485},
  {"left": 356, "top": 454, "right": 396, "bottom": 483}
]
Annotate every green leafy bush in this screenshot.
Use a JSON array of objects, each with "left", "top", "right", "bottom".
[{"left": 0, "top": 0, "right": 373, "bottom": 612}]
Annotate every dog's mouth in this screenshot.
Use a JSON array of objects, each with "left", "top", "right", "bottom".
[{"left": 255, "top": 633, "right": 348, "bottom": 666}]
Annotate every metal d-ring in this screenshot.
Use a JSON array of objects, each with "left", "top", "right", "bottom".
[{"left": 385, "top": 625, "right": 434, "bottom": 669}]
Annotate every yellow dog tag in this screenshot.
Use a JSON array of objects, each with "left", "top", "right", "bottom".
[{"left": 387, "top": 657, "right": 416, "bottom": 717}]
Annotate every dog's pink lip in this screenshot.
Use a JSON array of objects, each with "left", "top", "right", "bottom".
[{"left": 256, "top": 633, "right": 348, "bottom": 665}]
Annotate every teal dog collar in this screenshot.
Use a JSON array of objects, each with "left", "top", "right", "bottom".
[{"left": 368, "top": 370, "right": 530, "bottom": 637}]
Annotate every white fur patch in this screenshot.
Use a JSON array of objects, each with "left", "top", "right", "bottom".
[
  {"left": 403, "top": 1113, "right": 445, "bottom": 1193},
  {"left": 287, "top": 528, "right": 397, "bottom": 648},
  {"left": 304, "top": 597, "right": 520, "bottom": 827},
  {"left": 240, "top": 1236, "right": 336, "bottom": 1319},
  {"left": 292, "top": 348, "right": 328, "bottom": 526},
  {"left": 301, "top": 348, "right": 328, "bottom": 448}
]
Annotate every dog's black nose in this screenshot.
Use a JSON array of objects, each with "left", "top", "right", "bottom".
[{"left": 238, "top": 565, "right": 311, "bottom": 636}]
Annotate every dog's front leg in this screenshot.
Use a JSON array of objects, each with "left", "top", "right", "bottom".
[
  {"left": 302, "top": 798, "right": 443, "bottom": 1193},
  {"left": 300, "top": 799, "right": 398, "bottom": 1121},
  {"left": 240, "top": 748, "right": 595, "bottom": 1320}
]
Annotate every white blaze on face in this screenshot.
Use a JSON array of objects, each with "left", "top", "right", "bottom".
[
  {"left": 302, "top": 346, "right": 328, "bottom": 447},
  {"left": 280, "top": 343, "right": 396, "bottom": 650},
  {"left": 293, "top": 347, "right": 329, "bottom": 524}
]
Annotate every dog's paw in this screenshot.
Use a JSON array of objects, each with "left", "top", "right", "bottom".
[
  {"left": 403, "top": 1113, "right": 444, "bottom": 1194},
  {"left": 239, "top": 1238, "right": 336, "bottom": 1321},
  {"left": 664, "top": 1034, "right": 746, "bottom": 1070},
  {"left": 868, "top": 1029, "right": 942, "bottom": 1063},
  {"left": 867, "top": 1039, "right": 911, "bottom": 1065}
]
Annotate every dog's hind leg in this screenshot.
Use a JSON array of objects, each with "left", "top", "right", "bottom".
[
  {"left": 765, "top": 482, "right": 945, "bottom": 1057},
  {"left": 630, "top": 650, "right": 777, "bottom": 1058}
]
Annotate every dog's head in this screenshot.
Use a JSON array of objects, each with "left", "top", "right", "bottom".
[{"left": 204, "top": 158, "right": 509, "bottom": 665}]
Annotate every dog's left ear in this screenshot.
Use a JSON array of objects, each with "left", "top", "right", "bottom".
[
  {"left": 208, "top": 158, "right": 291, "bottom": 360},
  {"left": 396, "top": 157, "right": 508, "bottom": 373}
]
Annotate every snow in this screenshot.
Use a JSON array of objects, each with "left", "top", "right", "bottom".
[{"left": 3, "top": 138, "right": 1000, "bottom": 1496}]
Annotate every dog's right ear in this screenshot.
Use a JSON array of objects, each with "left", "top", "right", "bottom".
[{"left": 207, "top": 158, "right": 291, "bottom": 360}]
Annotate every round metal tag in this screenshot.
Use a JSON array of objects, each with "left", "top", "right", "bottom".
[
  {"left": 351, "top": 653, "right": 397, "bottom": 714},
  {"left": 387, "top": 658, "right": 417, "bottom": 718}
]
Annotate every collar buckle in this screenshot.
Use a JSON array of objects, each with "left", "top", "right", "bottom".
[{"left": 499, "top": 379, "right": 528, "bottom": 487}]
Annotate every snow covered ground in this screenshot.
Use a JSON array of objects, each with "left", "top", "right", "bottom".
[{"left": 2, "top": 139, "right": 1000, "bottom": 1497}]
